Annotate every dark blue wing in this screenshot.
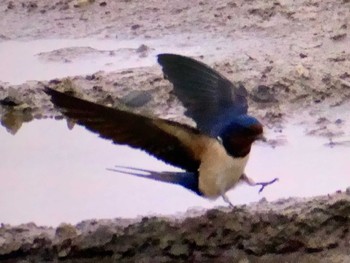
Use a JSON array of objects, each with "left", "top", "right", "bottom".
[{"left": 157, "top": 54, "right": 248, "bottom": 137}]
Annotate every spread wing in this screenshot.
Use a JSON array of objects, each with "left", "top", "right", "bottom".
[
  {"left": 157, "top": 53, "right": 248, "bottom": 137},
  {"left": 44, "top": 87, "right": 204, "bottom": 172}
]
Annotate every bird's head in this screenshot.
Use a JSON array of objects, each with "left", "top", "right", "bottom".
[{"left": 220, "top": 115, "right": 264, "bottom": 157}]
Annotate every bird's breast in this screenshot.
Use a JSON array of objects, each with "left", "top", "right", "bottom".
[{"left": 198, "top": 140, "right": 250, "bottom": 198}]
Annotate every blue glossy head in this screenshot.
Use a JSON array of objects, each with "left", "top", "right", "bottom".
[
  {"left": 234, "top": 115, "right": 262, "bottom": 129},
  {"left": 220, "top": 114, "right": 264, "bottom": 157},
  {"left": 222, "top": 114, "right": 263, "bottom": 137}
]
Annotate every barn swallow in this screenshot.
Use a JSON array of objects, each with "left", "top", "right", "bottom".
[{"left": 44, "top": 54, "right": 277, "bottom": 207}]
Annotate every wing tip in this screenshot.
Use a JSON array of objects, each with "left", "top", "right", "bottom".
[
  {"left": 157, "top": 53, "right": 192, "bottom": 65},
  {"left": 157, "top": 53, "right": 176, "bottom": 63},
  {"left": 43, "top": 86, "right": 63, "bottom": 99},
  {"left": 43, "top": 85, "right": 53, "bottom": 95}
]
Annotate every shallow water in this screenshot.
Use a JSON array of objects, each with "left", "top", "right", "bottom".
[
  {"left": 0, "top": 37, "right": 210, "bottom": 84},
  {"left": 1, "top": 119, "right": 349, "bottom": 226},
  {"left": 0, "top": 35, "right": 276, "bottom": 85},
  {"left": 1, "top": 36, "right": 350, "bottom": 226}
]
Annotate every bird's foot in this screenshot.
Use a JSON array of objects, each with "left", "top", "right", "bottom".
[
  {"left": 255, "top": 178, "right": 279, "bottom": 193},
  {"left": 240, "top": 174, "right": 278, "bottom": 193},
  {"left": 221, "top": 193, "right": 234, "bottom": 208}
]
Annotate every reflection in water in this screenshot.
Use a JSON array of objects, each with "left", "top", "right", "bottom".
[
  {"left": 0, "top": 119, "right": 349, "bottom": 226},
  {"left": 1, "top": 107, "right": 33, "bottom": 135},
  {"left": 0, "top": 88, "right": 35, "bottom": 134}
]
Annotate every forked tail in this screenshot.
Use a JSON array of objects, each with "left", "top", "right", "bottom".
[{"left": 107, "top": 166, "right": 201, "bottom": 196}]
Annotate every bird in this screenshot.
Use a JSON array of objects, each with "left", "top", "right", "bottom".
[{"left": 44, "top": 54, "right": 278, "bottom": 207}]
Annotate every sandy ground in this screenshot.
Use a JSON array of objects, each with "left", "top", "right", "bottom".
[{"left": 0, "top": 0, "right": 350, "bottom": 261}]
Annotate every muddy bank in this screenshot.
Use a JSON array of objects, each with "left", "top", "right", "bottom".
[
  {"left": 1, "top": 0, "right": 349, "bottom": 42},
  {"left": 1, "top": 191, "right": 350, "bottom": 262},
  {"left": 1, "top": 0, "right": 349, "bottom": 136},
  {"left": 1, "top": 58, "right": 349, "bottom": 139}
]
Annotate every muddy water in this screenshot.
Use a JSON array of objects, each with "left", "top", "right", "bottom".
[
  {"left": 1, "top": 37, "right": 350, "bottom": 226},
  {"left": 0, "top": 39, "right": 154, "bottom": 84},
  {"left": 0, "top": 35, "right": 281, "bottom": 85},
  {"left": 1, "top": 119, "right": 349, "bottom": 226},
  {"left": 0, "top": 37, "right": 215, "bottom": 85}
]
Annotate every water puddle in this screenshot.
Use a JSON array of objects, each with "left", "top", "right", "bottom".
[
  {"left": 0, "top": 36, "right": 219, "bottom": 85},
  {"left": 1, "top": 36, "right": 350, "bottom": 226},
  {"left": 0, "top": 35, "right": 277, "bottom": 85},
  {"left": 1, "top": 119, "right": 349, "bottom": 226}
]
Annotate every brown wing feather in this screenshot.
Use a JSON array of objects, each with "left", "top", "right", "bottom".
[{"left": 44, "top": 87, "right": 201, "bottom": 172}]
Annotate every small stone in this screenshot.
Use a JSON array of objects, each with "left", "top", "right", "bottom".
[
  {"left": 346, "top": 187, "right": 350, "bottom": 195},
  {"left": 131, "top": 24, "right": 141, "bottom": 30},
  {"left": 0, "top": 236, "right": 6, "bottom": 247},
  {"left": 258, "top": 197, "right": 268, "bottom": 203},
  {"left": 26, "top": 2, "right": 38, "bottom": 12},
  {"left": 121, "top": 90, "right": 152, "bottom": 107},
  {"left": 92, "top": 85, "right": 103, "bottom": 92},
  {"left": 335, "top": 119, "right": 343, "bottom": 125},
  {"left": 136, "top": 44, "right": 149, "bottom": 53},
  {"left": 85, "top": 74, "right": 96, "bottom": 81},
  {"left": 251, "top": 85, "right": 277, "bottom": 103},
  {"left": 224, "top": 220, "right": 241, "bottom": 232},
  {"left": 168, "top": 243, "right": 189, "bottom": 257},
  {"left": 58, "top": 247, "right": 71, "bottom": 258},
  {"left": 316, "top": 117, "right": 330, "bottom": 125},
  {"left": 340, "top": 72, "right": 350, "bottom": 79},
  {"left": 7, "top": 1, "right": 15, "bottom": 9},
  {"left": 55, "top": 223, "right": 78, "bottom": 240},
  {"left": 136, "top": 44, "right": 151, "bottom": 57},
  {"left": 74, "top": 0, "right": 95, "bottom": 8},
  {"left": 159, "top": 233, "right": 177, "bottom": 249},
  {"left": 330, "top": 32, "right": 347, "bottom": 41},
  {"left": 296, "top": 64, "right": 310, "bottom": 79}
]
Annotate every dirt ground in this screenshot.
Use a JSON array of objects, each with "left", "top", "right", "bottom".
[{"left": 0, "top": 0, "right": 350, "bottom": 262}]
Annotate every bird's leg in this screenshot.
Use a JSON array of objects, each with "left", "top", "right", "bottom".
[
  {"left": 221, "top": 193, "right": 234, "bottom": 208},
  {"left": 240, "top": 173, "right": 278, "bottom": 193}
]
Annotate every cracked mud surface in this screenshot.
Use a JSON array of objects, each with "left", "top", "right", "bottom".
[{"left": 0, "top": 0, "right": 350, "bottom": 261}]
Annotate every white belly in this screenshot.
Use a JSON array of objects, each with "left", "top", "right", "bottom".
[{"left": 198, "top": 140, "right": 250, "bottom": 198}]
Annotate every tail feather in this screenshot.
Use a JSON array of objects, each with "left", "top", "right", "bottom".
[{"left": 107, "top": 166, "right": 201, "bottom": 196}]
